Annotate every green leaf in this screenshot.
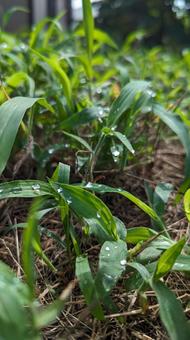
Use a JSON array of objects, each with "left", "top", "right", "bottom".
[
  {"left": 22, "top": 199, "right": 42, "bottom": 295},
  {"left": 153, "top": 104, "right": 190, "bottom": 180},
  {"left": 82, "top": 0, "right": 94, "bottom": 60},
  {"left": 154, "top": 238, "right": 186, "bottom": 280},
  {"left": 126, "top": 227, "right": 157, "bottom": 244},
  {"left": 151, "top": 280, "right": 190, "bottom": 340},
  {"left": 0, "top": 180, "right": 52, "bottom": 199},
  {"left": 62, "top": 130, "right": 92, "bottom": 152},
  {"left": 83, "top": 182, "right": 164, "bottom": 230},
  {"left": 96, "top": 240, "right": 127, "bottom": 293},
  {"left": 75, "top": 256, "right": 104, "bottom": 320},
  {"left": 173, "top": 254, "right": 190, "bottom": 272},
  {"left": 60, "top": 107, "right": 100, "bottom": 130},
  {"left": 3, "top": 6, "right": 28, "bottom": 28},
  {"left": 0, "top": 261, "right": 36, "bottom": 340},
  {"left": 32, "top": 50, "right": 72, "bottom": 109},
  {"left": 29, "top": 17, "right": 51, "bottom": 47},
  {"left": 108, "top": 80, "right": 151, "bottom": 126},
  {"left": 51, "top": 182, "right": 117, "bottom": 240},
  {"left": 52, "top": 162, "right": 70, "bottom": 184},
  {"left": 184, "top": 189, "right": 190, "bottom": 222},
  {"left": 93, "top": 28, "right": 117, "bottom": 49},
  {"left": 128, "top": 262, "right": 151, "bottom": 282},
  {"left": 6, "top": 72, "right": 35, "bottom": 97},
  {"left": 0, "top": 96, "right": 53, "bottom": 176},
  {"left": 113, "top": 131, "right": 135, "bottom": 154}
]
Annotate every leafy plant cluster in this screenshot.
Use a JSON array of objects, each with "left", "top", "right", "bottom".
[{"left": 1, "top": 2, "right": 190, "bottom": 339}]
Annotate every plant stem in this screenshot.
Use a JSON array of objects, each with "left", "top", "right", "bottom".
[{"left": 88, "top": 134, "right": 105, "bottom": 181}]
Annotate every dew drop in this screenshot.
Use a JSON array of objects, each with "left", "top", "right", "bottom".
[
  {"left": 96, "top": 88, "right": 102, "bottom": 95},
  {"left": 57, "top": 188, "right": 63, "bottom": 194},
  {"left": 114, "top": 246, "right": 118, "bottom": 249},
  {"left": 97, "top": 213, "right": 101, "bottom": 218},
  {"left": 98, "top": 108, "right": 104, "bottom": 116},
  {"left": 105, "top": 246, "right": 110, "bottom": 251},
  {"left": 120, "top": 259, "right": 127, "bottom": 266},
  {"left": 48, "top": 148, "right": 54, "bottom": 154},
  {"left": 0, "top": 189, "right": 3, "bottom": 194},
  {"left": 67, "top": 197, "right": 72, "bottom": 204},
  {"left": 107, "top": 253, "right": 110, "bottom": 257},
  {"left": 32, "top": 184, "right": 41, "bottom": 193},
  {"left": 86, "top": 182, "right": 92, "bottom": 188},
  {"left": 112, "top": 150, "right": 120, "bottom": 157},
  {"left": 32, "top": 184, "right": 40, "bottom": 190}
]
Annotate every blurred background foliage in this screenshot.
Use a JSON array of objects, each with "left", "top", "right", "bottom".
[
  {"left": 96, "top": 0, "right": 190, "bottom": 47},
  {"left": 1, "top": 0, "right": 190, "bottom": 48}
]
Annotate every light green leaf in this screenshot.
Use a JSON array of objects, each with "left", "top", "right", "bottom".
[
  {"left": 82, "top": 0, "right": 94, "bottom": 60},
  {"left": 126, "top": 227, "right": 157, "bottom": 244},
  {"left": 154, "top": 238, "right": 186, "bottom": 280},
  {"left": 184, "top": 189, "right": 190, "bottom": 222},
  {"left": 32, "top": 50, "right": 72, "bottom": 109},
  {"left": 6, "top": 72, "right": 35, "bottom": 97}
]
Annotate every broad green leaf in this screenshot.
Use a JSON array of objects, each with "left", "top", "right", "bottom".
[
  {"left": 0, "top": 180, "right": 52, "bottom": 199},
  {"left": 126, "top": 227, "right": 157, "bottom": 244},
  {"left": 114, "top": 216, "right": 127, "bottom": 240},
  {"left": 60, "top": 107, "right": 100, "bottom": 130},
  {"left": 83, "top": 182, "right": 164, "bottom": 229},
  {"left": 151, "top": 280, "right": 190, "bottom": 340},
  {"left": 75, "top": 256, "right": 104, "bottom": 320},
  {"left": 62, "top": 130, "right": 92, "bottom": 152},
  {"left": 146, "top": 182, "right": 173, "bottom": 218},
  {"left": 137, "top": 246, "right": 162, "bottom": 264},
  {"left": 82, "top": 0, "right": 94, "bottom": 60},
  {"left": 51, "top": 182, "right": 117, "bottom": 240},
  {"left": 113, "top": 131, "right": 135, "bottom": 154},
  {"left": 154, "top": 238, "right": 186, "bottom": 280},
  {"left": 96, "top": 240, "right": 127, "bottom": 293},
  {"left": 0, "top": 96, "right": 53, "bottom": 176},
  {"left": 184, "top": 189, "right": 190, "bottom": 222},
  {"left": 0, "top": 261, "right": 38, "bottom": 340},
  {"left": 108, "top": 80, "right": 151, "bottom": 126},
  {"left": 52, "top": 162, "right": 70, "bottom": 184},
  {"left": 127, "top": 262, "right": 151, "bottom": 282},
  {"left": 173, "top": 254, "right": 190, "bottom": 272}
]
